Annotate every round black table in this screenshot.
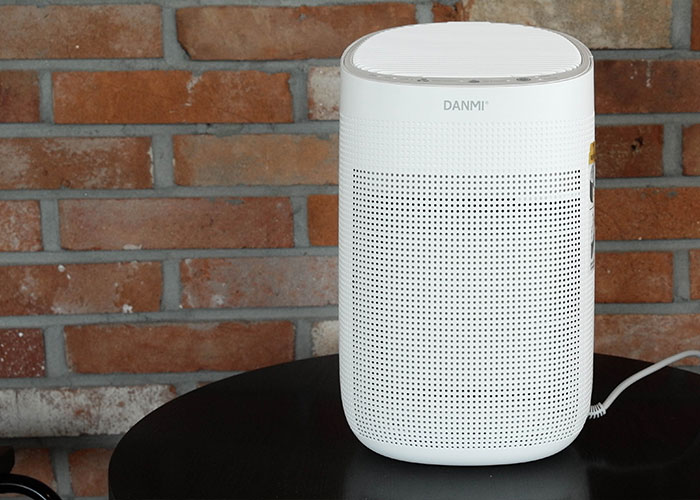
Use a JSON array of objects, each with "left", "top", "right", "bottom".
[{"left": 109, "top": 354, "right": 700, "bottom": 499}]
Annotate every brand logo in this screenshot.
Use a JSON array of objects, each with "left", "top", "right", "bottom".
[{"left": 443, "top": 99, "right": 488, "bottom": 111}]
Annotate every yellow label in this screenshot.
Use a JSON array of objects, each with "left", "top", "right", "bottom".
[{"left": 589, "top": 142, "right": 596, "bottom": 163}]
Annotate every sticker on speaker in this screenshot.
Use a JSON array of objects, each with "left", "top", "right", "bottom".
[
  {"left": 589, "top": 141, "right": 596, "bottom": 269},
  {"left": 589, "top": 142, "right": 596, "bottom": 204}
]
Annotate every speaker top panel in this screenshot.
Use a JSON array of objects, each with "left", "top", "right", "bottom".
[{"left": 344, "top": 22, "right": 591, "bottom": 86}]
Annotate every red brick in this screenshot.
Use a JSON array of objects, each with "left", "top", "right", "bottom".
[
  {"left": 69, "top": 449, "right": 112, "bottom": 498},
  {"left": 308, "top": 195, "right": 338, "bottom": 246},
  {"left": 181, "top": 257, "right": 338, "bottom": 308},
  {"left": 432, "top": 3, "right": 464, "bottom": 22},
  {"left": 0, "top": 5, "right": 162, "bottom": 59},
  {"left": 176, "top": 4, "right": 416, "bottom": 60},
  {"left": 65, "top": 321, "right": 294, "bottom": 374},
  {"left": 304, "top": 67, "right": 680, "bottom": 124},
  {"left": 0, "top": 71, "right": 39, "bottom": 123},
  {"left": 596, "top": 187, "right": 700, "bottom": 240},
  {"left": 436, "top": 0, "right": 671, "bottom": 49},
  {"left": 0, "top": 385, "right": 175, "bottom": 437},
  {"left": 0, "top": 262, "right": 161, "bottom": 316},
  {"left": 305, "top": 68, "right": 678, "bottom": 124},
  {"left": 595, "top": 314, "right": 700, "bottom": 365},
  {"left": 0, "top": 137, "right": 152, "bottom": 189},
  {"left": 173, "top": 134, "right": 338, "bottom": 186},
  {"left": 0, "top": 201, "right": 42, "bottom": 251},
  {"left": 59, "top": 198, "right": 293, "bottom": 250},
  {"left": 13, "top": 449, "right": 55, "bottom": 489},
  {"left": 595, "top": 60, "right": 700, "bottom": 114},
  {"left": 682, "top": 125, "right": 700, "bottom": 176},
  {"left": 53, "top": 71, "right": 292, "bottom": 124},
  {"left": 692, "top": 0, "right": 700, "bottom": 50},
  {"left": 0, "top": 329, "right": 44, "bottom": 378},
  {"left": 595, "top": 125, "right": 663, "bottom": 178},
  {"left": 307, "top": 66, "right": 340, "bottom": 121},
  {"left": 690, "top": 250, "right": 700, "bottom": 299},
  {"left": 595, "top": 252, "right": 673, "bottom": 303}
]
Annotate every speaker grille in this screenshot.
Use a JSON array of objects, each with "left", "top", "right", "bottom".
[{"left": 339, "top": 116, "right": 594, "bottom": 451}]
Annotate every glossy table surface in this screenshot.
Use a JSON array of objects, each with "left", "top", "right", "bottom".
[{"left": 109, "top": 354, "right": 700, "bottom": 499}]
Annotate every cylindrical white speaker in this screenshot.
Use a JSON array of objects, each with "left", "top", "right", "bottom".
[{"left": 338, "top": 22, "right": 595, "bottom": 466}]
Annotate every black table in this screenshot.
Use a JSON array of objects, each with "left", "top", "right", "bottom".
[{"left": 109, "top": 354, "right": 700, "bottom": 499}]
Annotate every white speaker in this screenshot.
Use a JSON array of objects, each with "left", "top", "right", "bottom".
[{"left": 338, "top": 22, "right": 595, "bottom": 466}]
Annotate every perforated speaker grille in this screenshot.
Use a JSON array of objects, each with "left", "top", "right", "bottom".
[{"left": 339, "top": 116, "right": 595, "bottom": 451}]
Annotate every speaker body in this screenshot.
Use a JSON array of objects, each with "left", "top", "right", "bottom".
[{"left": 338, "top": 22, "right": 595, "bottom": 465}]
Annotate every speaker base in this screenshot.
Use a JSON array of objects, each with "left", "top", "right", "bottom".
[{"left": 353, "top": 430, "right": 583, "bottom": 466}]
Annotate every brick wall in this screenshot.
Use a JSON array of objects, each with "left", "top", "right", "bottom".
[{"left": 0, "top": 0, "right": 699, "bottom": 497}]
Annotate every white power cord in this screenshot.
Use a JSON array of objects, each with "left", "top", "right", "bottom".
[{"left": 588, "top": 350, "right": 700, "bottom": 419}]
